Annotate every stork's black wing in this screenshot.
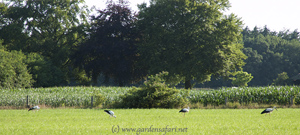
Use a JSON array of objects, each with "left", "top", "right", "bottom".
[
  {"left": 261, "top": 109, "right": 271, "bottom": 114},
  {"left": 179, "top": 108, "right": 188, "bottom": 113},
  {"left": 104, "top": 110, "right": 114, "bottom": 115},
  {"left": 28, "top": 107, "right": 34, "bottom": 111}
]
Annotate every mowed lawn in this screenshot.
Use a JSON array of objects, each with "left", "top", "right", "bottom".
[{"left": 0, "top": 108, "right": 299, "bottom": 135}]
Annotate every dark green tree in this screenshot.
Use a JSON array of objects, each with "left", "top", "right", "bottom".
[
  {"left": 73, "top": 0, "right": 145, "bottom": 86},
  {"left": 242, "top": 26, "right": 300, "bottom": 86},
  {"left": 137, "top": 0, "right": 246, "bottom": 89},
  {"left": 0, "top": 41, "right": 33, "bottom": 88},
  {"left": 278, "top": 29, "right": 299, "bottom": 41},
  {"left": 1, "top": 0, "right": 90, "bottom": 86},
  {"left": 0, "top": 2, "right": 28, "bottom": 51},
  {"left": 195, "top": 26, "right": 300, "bottom": 87},
  {"left": 25, "top": 53, "right": 63, "bottom": 87},
  {"left": 272, "top": 72, "right": 291, "bottom": 86}
]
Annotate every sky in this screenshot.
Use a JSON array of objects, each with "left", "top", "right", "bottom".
[{"left": 85, "top": 0, "right": 300, "bottom": 32}]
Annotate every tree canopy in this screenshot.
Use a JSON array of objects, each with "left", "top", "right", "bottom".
[
  {"left": 199, "top": 26, "right": 300, "bottom": 87},
  {"left": 137, "top": 0, "right": 246, "bottom": 89},
  {"left": 242, "top": 26, "right": 300, "bottom": 86},
  {"left": 0, "top": 0, "right": 90, "bottom": 86},
  {"left": 0, "top": 41, "right": 33, "bottom": 88},
  {"left": 1, "top": 0, "right": 300, "bottom": 88},
  {"left": 73, "top": 0, "right": 146, "bottom": 86}
]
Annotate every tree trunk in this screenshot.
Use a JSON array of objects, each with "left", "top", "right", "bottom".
[{"left": 185, "top": 79, "right": 192, "bottom": 89}]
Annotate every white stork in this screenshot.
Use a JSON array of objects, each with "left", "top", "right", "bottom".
[
  {"left": 28, "top": 105, "right": 40, "bottom": 112},
  {"left": 261, "top": 106, "right": 277, "bottom": 116},
  {"left": 104, "top": 110, "right": 116, "bottom": 118},
  {"left": 179, "top": 107, "right": 190, "bottom": 117}
]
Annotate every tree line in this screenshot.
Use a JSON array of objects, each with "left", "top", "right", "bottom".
[
  {"left": 242, "top": 26, "right": 300, "bottom": 86},
  {"left": 199, "top": 26, "right": 300, "bottom": 87},
  {"left": 0, "top": 0, "right": 299, "bottom": 89}
]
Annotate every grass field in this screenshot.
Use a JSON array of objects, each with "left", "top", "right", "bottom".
[{"left": 0, "top": 108, "right": 299, "bottom": 135}]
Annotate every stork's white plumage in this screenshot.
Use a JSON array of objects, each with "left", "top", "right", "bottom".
[
  {"left": 179, "top": 107, "right": 190, "bottom": 117},
  {"left": 261, "top": 106, "right": 277, "bottom": 116},
  {"left": 28, "top": 106, "right": 40, "bottom": 112},
  {"left": 104, "top": 110, "right": 116, "bottom": 118}
]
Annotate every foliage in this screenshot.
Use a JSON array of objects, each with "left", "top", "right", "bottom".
[
  {"left": 1, "top": 0, "right": 90, "bottom": 86},
  {"left": 93, "top": 93, "right": 107, "bottom": 108},
  {"left": 118, "top": 72, "right": 189, "bottom": 108},
  {"left": 231, "top": 71, "right": 253, "bottom": 87},
  {"left": 73, "top": 0, "right": 145, "bottom": 86},
  {"left": 199, "top": 26, "right": 300, "bottom": 87},
  {"left": 242, "top": 26, "right": 300, "bottom": 86},
  {"left": 272, "top": 72, "right": 292, "bottom": 86},
  {"left": 137, "top": 0, "right": 246, "bottom": 89},
  {"left": 1, "top": 1, "right": 300, "bottom": 88},
  {"left": 143, "top": 71, "right": 171, "bottom": 88},
  {"left": 69, "top": 67, "right": 91, "bottom": 86},
  {"left": 0, "top": 48, "right": 33, "bottom": 88},
  {"left": 0, "top": 2, "right": 28, "bottom": 51},
  {"left": 25, "top": 53, "right": 64, "bottom": 87}
]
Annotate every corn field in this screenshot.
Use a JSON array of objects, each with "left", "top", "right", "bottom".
[
  {"left": 0, "top": 86, "right": 130, "bottom": 108},
  {"left": 189, "top": 86, "right": 300, "bottom": 106},
  {"left": 1, "top": 86, "right": 300, "bottom": 108}
]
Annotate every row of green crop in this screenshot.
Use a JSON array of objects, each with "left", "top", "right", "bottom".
[
  {"left": 1, "top": 86, "right": 300, "bottom": 108},
  {"left": 0, "top": 86, "right": 130, "bottom": 108},
  {"left": 189, "top": 86, "right": 300, "bottom": 106}
]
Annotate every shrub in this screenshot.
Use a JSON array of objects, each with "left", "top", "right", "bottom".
[
  {"left": 0, "top": 48, "right": 33, "bottom": 88},
  {"left": 93, "top": 93, "right": 107, "bottom": 108},
  {"left": 118, "top": 71, "right": 189, "bottom": 108},
  {"left": 231, "top": 71, "right": 253, "bottom": 87},
  {"left": 25, "top": 53, "right": 64, "bottom": 87},
  {"left": 272, "top": 72, "right": 292, "bottom": 86}
]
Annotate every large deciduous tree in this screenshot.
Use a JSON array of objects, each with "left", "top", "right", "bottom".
[
  {"left": 137, "top": 0, "right": 246, "bottom": 89},
  {"left": 1, "top": 0, "right": 90, "bottom": 86},
  {"left": 0, "top": 2, "right": 28, "bottom": 51},
  {"left": 73, "top": 0, "right": 145, "bottom": 86}
]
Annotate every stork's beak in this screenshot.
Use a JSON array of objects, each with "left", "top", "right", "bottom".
[{"left": 275, "top": 108, "right": 278, "bottom": 111}]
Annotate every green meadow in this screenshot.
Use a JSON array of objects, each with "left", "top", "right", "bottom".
[{"left": 0, "top": 108, "right": 299, "bottom": 135}]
